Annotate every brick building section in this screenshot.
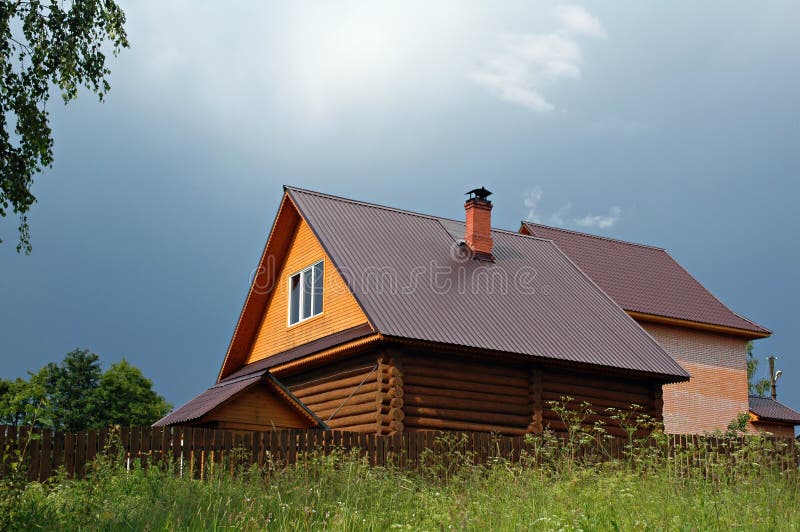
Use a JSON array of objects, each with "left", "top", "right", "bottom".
[{"left": 639, "top": 322, "right": 750, "bottom": 434}]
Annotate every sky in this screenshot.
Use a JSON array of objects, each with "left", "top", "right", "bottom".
[{"left": 1, "top": 1, "right": 799, "bottom": 429}]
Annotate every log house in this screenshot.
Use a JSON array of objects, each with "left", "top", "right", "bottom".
[{"left": 159, "top": 186, "right": 786, "bottom": 437}]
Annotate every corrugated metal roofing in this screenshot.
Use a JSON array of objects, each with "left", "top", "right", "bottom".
[
  {"left": 153, "top": 372, "right": 327, "bottom": 428},
  {"left": 749, "top": 395, "right": 800, "bottom": 424},
  {"left": 153, "top": 373, "right": 263, "bottom": 426},
  {"left": 521, "top": 222, "right": 769, "bottom": 336},
  {"left": 287, "top": 187, "right": 689, "bottom": 382}
]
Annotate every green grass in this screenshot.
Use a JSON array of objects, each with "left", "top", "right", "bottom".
[{"left": 2, "top": 434, "right": 799, "bottom": 531}]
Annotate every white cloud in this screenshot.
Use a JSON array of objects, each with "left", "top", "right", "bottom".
[
  {"left": 553, "top": 5, "right": 607, "bottom": 38},
  {"left": 473, "top": 4, "right": 605, "bottom": 112},
  {"left": 524, "top": 187, "right": 621, "bottom": 230},
  {"left": 524, "top": 186, "right": 545, "bottom": 222},
  {"left": 574, "top": 206, "right": 622, "bottom": 229}
]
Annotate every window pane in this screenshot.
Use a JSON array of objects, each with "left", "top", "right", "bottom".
[
  {"left": 313, "top": 261, "right": 324, "bottom": 315},
  {"left": 302, "top": 268, "right": 313, "bottom": 319},
  {"left": 289, "top": 274, "right": 300, "bottom": 325}
]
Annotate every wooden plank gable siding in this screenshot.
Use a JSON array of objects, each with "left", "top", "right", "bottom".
[
  {"left": 246, "top": 217, "right": 369, "bottom": 365},
  {"left": 199, "top": 383, "right": 311, "bottom": 431}
]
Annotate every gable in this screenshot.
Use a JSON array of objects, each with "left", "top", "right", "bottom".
[
  {"left": 154, "top": 371, "right": 326, "bottom": 429},
  {"left": 245, "top": 216, "right": 369, "bottom": 365},
  {"left": 200, "top": 381, "right": 311, "bottom": 430},
  {"left": 217, "top": 194, "right": 372, "bottom": 381}
]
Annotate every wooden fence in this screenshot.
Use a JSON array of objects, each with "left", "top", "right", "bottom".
[{"left": 1, "top": 425, "right": 797, "bottom": 483}]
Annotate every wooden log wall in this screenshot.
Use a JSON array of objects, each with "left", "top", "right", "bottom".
[
  {"left": 281, "top": 348, "right": 662, "bottom": 437},
  {"left": 377, "top": 354, "right": 405, "bottom": 434},
  {"left": 285, "top": 355, "right": 385, "bottom": 433},
  {"left": 540, "top": 368, "right": 661, "bottom": 437},
  {"left": 402, "top": 353, "right": 531, "bottom": 435},
  {"left": 529, "top": 365, "right": 544, "bottom": 434}
]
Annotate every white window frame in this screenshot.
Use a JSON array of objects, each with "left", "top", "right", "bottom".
[{"left": 287, "top": 259, "right": 324, "bottom": 326}]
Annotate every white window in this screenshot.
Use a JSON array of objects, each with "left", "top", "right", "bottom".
[{"left": 288, "top": 260, "right": 324, "bottom": 325}]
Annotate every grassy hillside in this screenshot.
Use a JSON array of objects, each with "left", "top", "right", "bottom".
[{"left": 2, "top": 433, "right": 799, "bottom": 531}]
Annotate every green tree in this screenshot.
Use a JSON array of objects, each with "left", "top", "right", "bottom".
[
  {"left": 746, "top": 342, "right": 770, "bottom": 397},
  {"left": 1, "top": 0, "right": 128, "bottom": 253},
  {"left": 0, "top": 377, "right": 47, "bottom": 426},
  {"left": 33, "top": 348, "right": 103, "bottom": 431},
  {"left": 0, "top": 349, "right": 170, "bottom": 430},
  {"left": 95, "top": 358, "right": 171, "bottom": 427}
]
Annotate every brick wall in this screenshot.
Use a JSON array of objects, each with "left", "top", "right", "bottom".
[{"left": 639, "top": 322, "right": 750, "bottom": 434}]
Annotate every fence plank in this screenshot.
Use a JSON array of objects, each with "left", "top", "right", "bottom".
[
  {"left": 250, "top": 431, "right": 260, "bottom": 468},
  {"left": 51, "top": 429, "right": 65, "bottom": 475},
  {"left": 138, "top": 428, "right": 149, "bottom": 470},
  {"left": 63, "top": 431, "right": 75, "bottom": 477},
  {"left": 16, "top": 426, "right": 29, "bottom": 476},
  {"left": 75, "top": 431, "right": 88, "bottom": 477},
  {"left": 340, "top": 431, "right": 350, "bottom": 457},
  {"left": 28, "top": 427, "right": 41, "bottom": 481},
  {"left": 187, "top": 427, "right": 200, "bottom": 479},
  {"left": 212, "top": 429, "right": 223, "bottom": 471},
  {"left": 38, "top": 429, "right": 53, "bottom": 482},
  {"left": 376, "top": 433, "right": 386, "bottom": 467},
  {"left": 129, "top": 427, "right": 140, "bottom": 468},
  {"left": 278, "top": 429, "right": 288, "bottom": 465},
  {"left": 259, "top": 432, "right": 270, "bottom": 467},
  {"left": 119, "top": 426, "right": 130, "bottom": 470},
  {"left": 98, "top": 427, "right": 109, "bottom": 458},
  {"left": 170, "top": 427, "right": 181, "bottom": 475},
  {"left": 149, "top": 426, "right": 160, "bottom": 466},
  {"left": 295, "top": 428, "right": 304, "bottom": 460},
  {"left": 6, "top": 426, "right": 18, "bottom": 457},
  {"left": 86, "top": 429, "right": 98, "bottom": 469},
  {"left": 242, "top": 432, "right": 253, "bottom": 471},
  {"left": 195, "top": 428, "right": 205, "bottom": 469}
]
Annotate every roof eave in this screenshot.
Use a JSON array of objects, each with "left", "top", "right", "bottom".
[
  {"left": 628, "top": 311, "right": 771, "bottom": 339},
  {"left": 381, "top": 335, "right": 690, "bottom": 384}
]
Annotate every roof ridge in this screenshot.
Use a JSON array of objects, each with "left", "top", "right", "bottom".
[
  {"left": 285, "top": 185, "right": 444, "bottom": 222},
  {"left": 522, "top": 221, "right": 666, "bottom": 251},
  {"left": 286, "top": 186, "right": 552, "bottom": 241}
]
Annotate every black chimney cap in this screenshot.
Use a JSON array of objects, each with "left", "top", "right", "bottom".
[{"left": 466, "top": 187, "right": 492, "bottom": 201}]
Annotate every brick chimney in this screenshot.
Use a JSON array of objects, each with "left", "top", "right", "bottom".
[{"left": 464, "top": 187, "right": 493, "bottom": 259}]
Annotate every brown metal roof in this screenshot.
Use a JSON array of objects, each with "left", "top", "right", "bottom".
[
  {"left": 521, "top": 222, "right": 770, "bottom": 337},
  {"left": 153, "top": 372, "right": 327, "bottom": 428},
  {"left": 286, "top": 187, "right": 689, "bottom": 382},
  {"left": 749, "top": 395, "right": 800, "bottom": 424}
]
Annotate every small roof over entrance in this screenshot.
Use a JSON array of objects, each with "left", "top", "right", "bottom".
[{"left": 154, "top": 371, "right": 326, "bottom": 431}]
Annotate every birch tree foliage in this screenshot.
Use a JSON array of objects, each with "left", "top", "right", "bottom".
[{"left": 1, "top": 0, "right": 128, "bottom": 253}]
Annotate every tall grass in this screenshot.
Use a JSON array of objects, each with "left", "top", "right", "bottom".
[{"left": 2, "top": 427, "right": 798, "bottom": 531}]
